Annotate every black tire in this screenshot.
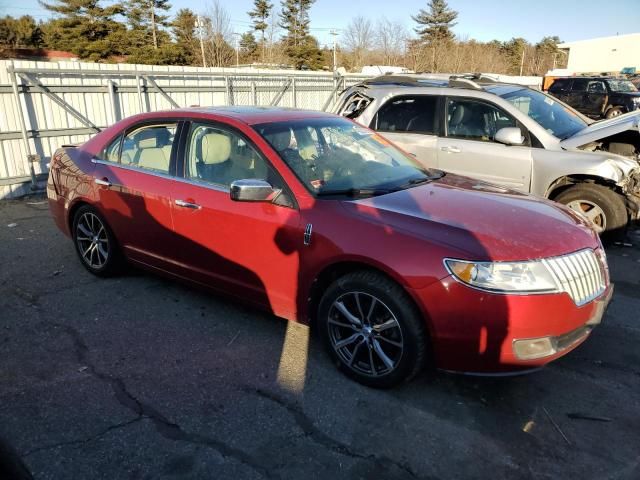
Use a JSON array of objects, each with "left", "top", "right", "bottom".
[
  {"left": 317, "top": 270, "right": 428, "bottom": 388},
  {"left": 72, "top": 205, "right": 122, "bottom": 276},
  {"left": 605, "top": 107, "right": 624, "bottom": 119},
  {"left": 554, "top": 184, "right": 628, "bottom": 238}
]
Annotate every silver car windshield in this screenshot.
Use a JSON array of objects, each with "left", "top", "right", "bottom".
[
  {"left": 500, "top": 88, "right": 588, "bottom": 140},
  {"left": 254, "top": 117, "right": 442, "bottom": 197}
]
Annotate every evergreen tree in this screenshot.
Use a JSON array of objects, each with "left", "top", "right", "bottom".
[
  {"left": 172, "top": 8, "right": 198, "bottom": 64},
  {"left": 412, "top": 0, "right": 458, "bottom": 43},
  {"left": 412, "top": 0, "right": 458, "bottom": 71},
  {"left": 39, "top": 0, "right": 125, "bottom": 61},
  {"left": 126, "top": 0, "right": 172, "bottom": 49},
  {"left": 279, "top": 0, "right": 321, "bottom": 69},
  {"left": 240, "top": 31, "right": 258, "bottom": 62},
  {"left": 0, "top": 16, "right": 43, "bottom": 48},
  {"left": 248, "top": 0, "right": 272, "bottom": 43}
]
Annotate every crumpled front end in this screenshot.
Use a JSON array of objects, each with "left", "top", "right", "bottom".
[{"left": 620, "top": 168, "right": 640, "bottom": 220}]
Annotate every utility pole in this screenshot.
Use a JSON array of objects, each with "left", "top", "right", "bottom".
[
  {"left": 232, "top": 33, "right": 241, "bottom": 68},
  {"left": 519, "top": 47, "right": 525, "bottom": 76},
  {"left": 330, "top": 29, "right": 339, "bottom": 72},
  {"left": 195, "top": 16, "right": 207, "bottom": 68}
]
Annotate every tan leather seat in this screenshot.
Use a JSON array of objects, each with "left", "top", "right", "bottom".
[{"left": 136, "top": 129, "right": 170, "bottom": 172}]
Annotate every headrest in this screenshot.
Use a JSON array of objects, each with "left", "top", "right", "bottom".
[
  {"left": 136, "top": 129, "right": 159, "bottom": 149},
  {"left": 267, "top": 130, "right": 292, "bottom": 151},
  {"left": 201, "top": 133, "right": 231, "bottom": 165},
  {"left": 451, "top": 104, "right": 466, "bottom": 125}
]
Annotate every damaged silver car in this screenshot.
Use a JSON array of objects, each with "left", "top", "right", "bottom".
[{"left": 334, "top": 75, "right": 640, "bottom": 236}]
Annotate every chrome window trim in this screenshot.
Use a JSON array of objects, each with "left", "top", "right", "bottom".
[{"left": 91, "top": 158, "right": 229, "bottom": 193}]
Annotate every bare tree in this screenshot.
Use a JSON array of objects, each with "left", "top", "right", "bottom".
[
  {"left": 342, "top": 16, "right": 374, "bottom": 71},
  {"left": 375, "top": 19, "right": 408, "bottom": 66},
  {"left": 203, "top": 0, "right": 234, "bottom": 67}
]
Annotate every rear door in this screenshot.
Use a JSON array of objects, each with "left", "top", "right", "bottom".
[
  {"left": 436, "top": 97, "right": 533, "bottom": 191},
  {"left": 92, "top": 121, "right": 181, "bottom": 269},
  {"left": 368, "top": 94, "right": 440, "bottom": 167},
  {"left": 169, "top": 121, "right": 302, "bottom": 319}
]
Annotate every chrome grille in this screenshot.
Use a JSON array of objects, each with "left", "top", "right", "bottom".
[{"left": 542, "top": 249, "right": 606, "bottom": 306}]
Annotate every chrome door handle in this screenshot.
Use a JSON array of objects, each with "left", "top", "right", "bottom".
[
  {"left": 94, "top": 178, "right": 112, "bottom": 187},
  {"left": 441, "top": 146, "right": 462, "bottom": 153},
  {"left": 175, "top": 199, "right": 201, "bottom": 210}
]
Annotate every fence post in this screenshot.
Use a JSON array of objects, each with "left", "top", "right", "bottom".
[
  {"left": 107, "top": 80, "right": 119, "bottom": 123},
  {"left": 291, "top": 77, "right": 296, "bottom": 108},
  {"left": 9, "top": 63, "right": 37, "bottom": 189},
  {"left": 135, "top": 74, "right": 144, "bottom": 113},
  {"left": 251, "top": 81, "right": 257, "bottom": 105}
]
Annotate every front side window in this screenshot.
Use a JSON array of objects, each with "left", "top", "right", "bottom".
[
  {"left": 500, "top": 88, "right": 588, "bottom": 140},
  {"left": 185, "top": 123, "right": 276, "bottom": 188},
  {"left": 446, "top": 98, "right": 517, "bottom": 142},
  {"left": 254, "top": 117, "right": 442, "bottom": 196},
  {"left": 121, "top": 124, "right": 177, "bottom": 174},
  {"left": 587, "top": 81, "right": 606, "bottom": 93},
  {"left": 372, "top": 95, "right": 438, "bottom": 134}
]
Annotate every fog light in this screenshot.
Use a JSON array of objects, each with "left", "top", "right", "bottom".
[{"left": 513, "top": 337, "right": 556, "bottom": 360}]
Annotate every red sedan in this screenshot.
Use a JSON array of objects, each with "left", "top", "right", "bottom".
[{"left": 48, "top": 107, "right": 613, "bottom": 387}]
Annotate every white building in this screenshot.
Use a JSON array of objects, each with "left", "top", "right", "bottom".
[{"left": 558, "top": 33, "right": 640, "bottom": 74}]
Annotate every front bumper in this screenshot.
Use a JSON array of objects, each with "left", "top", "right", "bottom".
[{"left": 412, "top": 277, "right": 614, "bottom": 374}]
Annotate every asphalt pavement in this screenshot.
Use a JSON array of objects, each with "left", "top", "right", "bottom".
[{"left": 0, "top": 195, "right": 639, "bottom": 480}]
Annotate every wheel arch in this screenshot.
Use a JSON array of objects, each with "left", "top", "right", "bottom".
[
  {"left": 304, "top": 260, "right": 433, "bottom": 339},
  {"left": 546, "top": 174, "right": 622, "bottom": 200}
]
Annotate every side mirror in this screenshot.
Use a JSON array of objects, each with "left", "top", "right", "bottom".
[
  {"left": 495, "top": 127, "right": 525, "bottom": 146},
  {"left": 230, "top": 179, "right": 279, "bottom": 202}
]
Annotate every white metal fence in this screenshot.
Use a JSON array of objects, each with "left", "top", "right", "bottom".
[{"left": 0, "top": 60, "right": 369, "bottom": 198}]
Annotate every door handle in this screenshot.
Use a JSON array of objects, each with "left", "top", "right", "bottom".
[
  {"left": 94, "top": 178, "right": 112, "bottom": 187},
  {"left": 441, "top": 146, "right": 462, "bottom": 153},
  {"left": 175, "top": 199, "right": 201, "bottom": 210}
]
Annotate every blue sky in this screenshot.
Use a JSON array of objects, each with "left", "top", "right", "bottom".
[{"left": 2, "top": 0, "right": 639, "bottom": 47}]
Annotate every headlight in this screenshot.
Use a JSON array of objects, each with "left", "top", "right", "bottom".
[{"left": 444, "top": 259, "right": 559, "bottom": 294}]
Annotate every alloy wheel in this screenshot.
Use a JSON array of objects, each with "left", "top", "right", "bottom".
[
  {"left": 566, "top": 200, "right": 606, "bottom": 234},
  {"left": 75, "top": 212, "right": 110, "bottom": 269},
  {"left": 327, "top": 291, "right": 404, "bottom": 377}
]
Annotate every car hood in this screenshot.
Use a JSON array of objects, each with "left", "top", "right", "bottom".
[
  {"left": 343, "top": 174, "right": 599, "bottom": 261},
  {"left": 560, "top": 110, "right": 640, "bottom": 149}
]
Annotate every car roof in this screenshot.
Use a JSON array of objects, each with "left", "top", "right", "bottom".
[
  {"left": 173, "top": 106, "right": 331, "bottom": 125},
  {"left": 348, "top": 75, "right": 529, "bottom": 98}
]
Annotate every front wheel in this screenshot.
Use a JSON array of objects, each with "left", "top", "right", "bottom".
[
  {"left": 317, "top": 271, "right": 428, "bottom": 388},
  {"left": 605, "top": 107, "right": 624, "bottom": 119},
  {"left": 554, "top": 184, "right": 628, "bottom": 237}
]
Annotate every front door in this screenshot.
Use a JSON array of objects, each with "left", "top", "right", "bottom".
[
  {"left": 436, "top": 97, "right": 533, "bottom": 192},
  {"left": 169, "top": 121, "right": 302, "bottom": 319},
  {"left": 585, "top": 80, "right": 608, "bottom": 117}
]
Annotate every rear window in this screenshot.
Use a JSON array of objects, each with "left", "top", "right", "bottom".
[{"left": 338, "top": 91, "right": 372, "bottom": 119}]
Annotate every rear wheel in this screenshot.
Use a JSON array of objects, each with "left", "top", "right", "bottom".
[
  {"left": 72, "top": 205, "right": 122, "bottom": 276},
  {"left": 554, "top": 184, "right": 628, "bottom": 237},
  {"left": 605, "top": 107, "right": 624, "bottom": 119},
  {"left": 317, "top": 271, "right": 428, "bottom": 388}
]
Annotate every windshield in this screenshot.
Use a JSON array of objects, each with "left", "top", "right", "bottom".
[
  {"left": 254, "top": 117, "right": 442, "bottom": 197},
  {"left": 500, "top": 88, "right": 588, "bottom": 140},
  {"left": 607, "top": 80, "right": 638, "bottom": 93}
]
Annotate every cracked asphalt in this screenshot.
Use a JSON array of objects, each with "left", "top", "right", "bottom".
[{"left": 1, "top": 195, "right": 639, "bottom": 480}]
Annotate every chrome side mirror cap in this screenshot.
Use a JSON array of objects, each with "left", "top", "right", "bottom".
[
  {"left": 230, "top": 179, "right": 279, "bottom": 202},
  {"left": 495, "top": 127, "right": 525, "bottom": 146}
]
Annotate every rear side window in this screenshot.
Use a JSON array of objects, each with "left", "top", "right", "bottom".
[
  {"left": 572, "top": 79, "right": 589, "bottom": 92},
  {"left": 372, "top": 95, "right": 438, "bottom": 134},
  {"left": 121, "top": 124, "right": 178, "bottom": 174},
  {"left": 549, "top": 79, "right": 570, "bottom": 93},
  {"left": 99, "top": 135, "right": 122, "bottom": 163}
]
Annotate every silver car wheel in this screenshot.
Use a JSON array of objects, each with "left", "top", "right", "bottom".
[
  {"left": 567, "top": 200, "right": 606, "bottom": 234},
  {"left": 75, "top": 212, "right": 109, "bottom": 269},
  {"left": 328, "top": 292, "right": 404, "bottom": 377}
]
